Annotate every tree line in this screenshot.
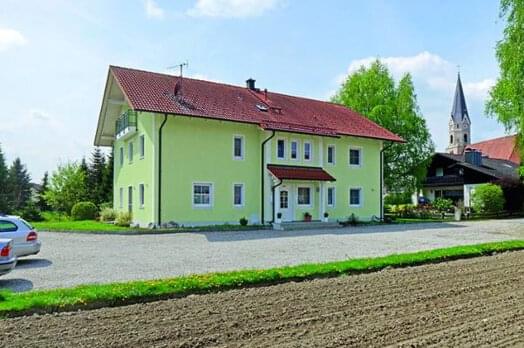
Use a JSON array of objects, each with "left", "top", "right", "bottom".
[{"left": 0, "top": 144, "right": 113, "bottom": 219}]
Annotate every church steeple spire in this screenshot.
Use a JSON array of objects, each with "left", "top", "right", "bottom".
[
  {"left": 446, "top": 72, "right": 471, "bottom": 155},
  {"left": 450, "top": 73, "right": 470, "bottom": 123}
]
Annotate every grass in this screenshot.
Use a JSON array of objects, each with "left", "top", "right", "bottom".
[
  {"left": 0, "top": 240, "right": 522, "bottom": 318},
  {"left": 32, "top": 220, "right": 267, "bottom": 233}
]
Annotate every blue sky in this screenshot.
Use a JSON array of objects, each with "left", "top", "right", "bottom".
[{"left": 0, "top": 0, "right": 507, "bottom": 180}]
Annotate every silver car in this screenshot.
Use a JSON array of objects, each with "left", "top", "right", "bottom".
[
  {"left": 0, "top": 239, "right": 17, "bottom": 276},
  {"left": 0, "top": 215, "right": 41, "bottom": 257}
]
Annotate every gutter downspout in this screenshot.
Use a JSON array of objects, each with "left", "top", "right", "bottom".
[
  {"left": 158, "top": 114, "right": 168, "bottom": 226},
  {"left": 271, "top": 178, "right": 283, "bottom": 223},
  {"left": 261, "top": 130, "right": 276, "bottom": 224},
  {"left": 380, "top": 142, "right": 394, "bottom": 220}
]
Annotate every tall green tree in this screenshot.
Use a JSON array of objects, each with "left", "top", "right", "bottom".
[
  {"left": 332, "top": 60, "right": 434, "bottom": 193},
  {"left": 36, "top": 171, "right": 50, "bottom": 212},
  {"left": 6, "top": 158, "right": 32, "bottom": 211},
  {"left": 44, "top": 162, "right": 88, "bottom": 214},
  {"left": 102, "top": 149, "right": 114, "bottom": 204},
  {"left": 486, "top": 0, "right": 524, "bottom": 171},
  {"left": 87, "top": 147, "right": 106, "bottom": 206},
  {"left": 0, "top": 144, "right": 9, "bottom": 213}
]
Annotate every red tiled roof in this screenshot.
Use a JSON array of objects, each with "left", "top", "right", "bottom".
[
  {"left": 468, "top": 135, "right": 520, "bottom": 164},
  {"left": 110, "top": 66, "right": 404, "bottom": 142},
  {"left": 267, "top": 164, "right": 335, "bottom": 181}
]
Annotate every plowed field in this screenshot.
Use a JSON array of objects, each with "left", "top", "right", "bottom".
[{"left": 2, "top": 251, "right": 523, "bottom": 347}]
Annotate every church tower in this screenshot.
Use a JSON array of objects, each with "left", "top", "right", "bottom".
[{"left": 446, "top": 73, "right": 471, "bottom": 154}]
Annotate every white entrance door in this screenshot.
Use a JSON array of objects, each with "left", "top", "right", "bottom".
[{"left": 279, "top": 188, "right": 293, "bottom": 221}]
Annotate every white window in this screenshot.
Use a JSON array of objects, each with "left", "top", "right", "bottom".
[
  {"left": 139, "top": 135, "right": 145, "bottom": 159},
  {"left": 349, "top": 188, "right": 362, "bottom": 207},
  {"left": 128, "top": 142, "right": 134, "bottom": 163},
  {"left": 119, "top": 147, "right": 124, "bottom": 167},
  {"left": 139, "top": 184, "right": 145, "bottom": 208},
  {"left": 193, "top": 183, "right": 212, "bottom": 208},
  {"left": 436, "top": 167, "right": 444, "bottom": 177},
  {"left": 290, "top": 140, "right": 298, "bottom": 160},
  {"left": 327, "top": 187, "right": 335, "bottom": 207},
  {"left": 304, "top": 142, "right": 312, "bottom": 161},
  {"left": 327, "top": 145, "right": 335, "bottom": 164},
  {"left": 233, "top": 135, "right": 244, "bottom": 160},
  {"left": 119, "top": 187, "right": 123, "bottom": 208},
  {"left": 349, "top": 147, "right": 361, "bottom": 166},
  {"left": 233, "top": 183, "right": 244, "bottom": 207},
  {"left": 297, "top": 187, "right": 311, "bottom": 206},
  {"left": 277, "top": 139, "right": 285, "bottom": 159}
]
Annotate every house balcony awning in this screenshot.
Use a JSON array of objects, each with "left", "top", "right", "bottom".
[{"left": 267, "top": 164, "right": 336, "bottom": 181}]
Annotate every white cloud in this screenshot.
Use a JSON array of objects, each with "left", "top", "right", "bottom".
[
  {"left": 144, "top": 0, "right": 165, "bottom": 19},
  {"left": 0, "top": 28, "right": 26, "bottom": 51},
  {"left": 187, "top": 0, "right": 280, "bottom": 18}
]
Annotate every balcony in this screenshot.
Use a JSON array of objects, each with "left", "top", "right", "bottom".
[{"left": 115, "top": 110, "right": 137, "bottom": 140}]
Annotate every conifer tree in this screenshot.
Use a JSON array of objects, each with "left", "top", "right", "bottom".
[
  {"left": 0, "top": 145, "right": 9, "bottom": 213},
  {"left": 6, "top": 158, "right": 32, "bottom": 211}
]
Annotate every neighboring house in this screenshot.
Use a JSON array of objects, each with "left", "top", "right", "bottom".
[
  {"left": 422, "top": 150, "right": 519, "bottom": 207},
  {"left": 94, "top": 66, "right": 403, "bottom": 227},
  {"left": 469, "top": 134, "right": 520, "bottom": 165},
  {"left": 421, "top": 73, "right": 519, "bottom": 207}
]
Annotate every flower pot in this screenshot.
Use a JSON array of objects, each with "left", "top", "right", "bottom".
[{"left": 454, "top": 208, "right": 462, "bottom": 221}]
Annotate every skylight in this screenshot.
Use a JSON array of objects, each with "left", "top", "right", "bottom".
[{"left": 256, "top": 104, "right": 268, "bottom": 112}]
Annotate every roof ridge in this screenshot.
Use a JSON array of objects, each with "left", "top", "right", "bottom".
[{"left": 470, "top": 134, "right": 517, "bottom": 145}]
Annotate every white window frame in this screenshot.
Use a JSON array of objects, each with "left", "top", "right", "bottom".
[
  {"left": 119, "top": 187, "right": 123, "bottom": 209},
  {"left": 139, "top": 135, "right": 145, "bottom": 159},
  {"left": 290, "top": 140, "right": 299, "bottom": 160},
  {"left": 139, "top": 183, "right": 145, "bottom": 209},
  {"left": 304, "top": 141, "right": 312, "bottom": 161},
  {"left": 192, "top": 182, "right": 213, "bottom": 208},
  {"left": 327, "top": 145, "right": 336, "bottom": 165},
  {"left": 233, "top": 183, "right": 244, "bottom": 207},
  {"left": 327, "top": 187, "right": 335, "bottom": 207},
  {"left": 297, "top": 186, "right": 312, "bottom": 207},
  {"left": 128, "top": 141, "right": 134, "bottom": 163},
  {"left": 349, "top": 187, "right": 362, "bottom": 207},
  {"left": 233, "top": 135, "right": 244, "bottom": 160},
  {"left": 277, "top": 138, "right": 286, "bottom": 160},
  {"left": 119, "top": 147, "right": 124, "bottom": 167},
  {"left": 349, "top": 146, "right": 362, "bottom": 167}
]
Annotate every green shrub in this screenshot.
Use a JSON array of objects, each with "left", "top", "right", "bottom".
[
  {"left": 384, "top": 192, "right": 413, "bottom": 205},
  {"left": 71, "top": 202, "right": 98, "bottom": 221},
  {"left": 100, "top": 207, "right": 117, "bottom": 222},
  {"left": 433, "top": 198, "right": 453, "bottom": 213},
  {"left": 115, "top": 212, "right": 132, "bottom": 227},
  {"left": 17, "top": 203, "right": 44, "bottom": 222},
  {"left": 239, "top": 217, "right": 248, "bottom": 226},
  {"left": 99, "top": 202, "right": 112, "bottom": 211},
  {"left": 472, "top": 183, "right": 505, "bottom": 214},
  {"left": 389, "top": 204, "right": 416, "bottom": 218}
]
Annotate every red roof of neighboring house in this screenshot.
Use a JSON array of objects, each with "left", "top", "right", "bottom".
[
  {"left": 109, "top": 66, "right": 404, "bottom": 142},
  {"left": 267, "top": 164, "right": 336, "bottom": 181},
  {"left": 468, "top": 135, "right": 520, "bottom": 164}
]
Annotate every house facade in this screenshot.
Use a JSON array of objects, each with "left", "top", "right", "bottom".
[{"left": 94, "top": 66, "right": 403, "bottom": 227}]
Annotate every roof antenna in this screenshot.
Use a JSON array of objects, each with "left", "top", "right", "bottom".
[{"left": 167, "top": 61, "right": 189, "bottom": 96}]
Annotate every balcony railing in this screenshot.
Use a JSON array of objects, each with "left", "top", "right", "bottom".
[{"left": 115, "top": 110, "right": 137, "bottom": 140}]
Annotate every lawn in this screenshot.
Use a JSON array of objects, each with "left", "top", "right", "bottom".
[
  {"left": 0, "top": 240, "right": 522, "bottom": 318},
  {"left": 32, "top": 220, "right": 267, "bottom": 233}
]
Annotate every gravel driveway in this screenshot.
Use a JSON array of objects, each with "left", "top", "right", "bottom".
[{"left": 1, "top": 219, "right": 523, "bottom": 292}]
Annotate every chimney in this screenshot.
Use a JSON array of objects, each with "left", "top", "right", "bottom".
[
  {"left": 246, "top": 78, "right": 256, "bottom": 90},
  {"left": 464, "top": 148, "right": 482, "bottom": 167}
]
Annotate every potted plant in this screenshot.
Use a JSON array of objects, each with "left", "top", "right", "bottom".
[
  {"left": 304, "top": 212, "right": 312, "bottom": 222},
  {"left": 276, "top": 212, "right": 282, "bottom": 223},
  {"left": 323, "top": 212, "right": 329, "bottom": 222}
]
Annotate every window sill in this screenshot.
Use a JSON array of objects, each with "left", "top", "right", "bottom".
[{"left": 349, "top": 204, "right": 362, "bottom": 208}]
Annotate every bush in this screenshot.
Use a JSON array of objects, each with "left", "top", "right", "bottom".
[
  {"left": 495, "top": 177, "right": 524, "bottom": 212},
  {"left": 433, "top": 198, "right": 453, "bottom": 213},
  {"left": 17, "top": 203, "right": 44, "bottom": 222},
  {"left": 71, "top": 201, "right": 98, "bottom": 221},
  {"left": 115, "top": 212, "right": 132, "bottom": 227},
  {"left": 384, "top": 192, "right": 413, "bottom": 205},
  {"left": 100, "top": 207, "right": 117, "bottom": 222},
  {"left": 389, "top": 204, "right": 416, "bottom": 218},
  {"left": 472, "top": 183, "right": 505, "bottom": 214},
  {"left": 239, "top": 217, "right": 248, "bottom": 226}
]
